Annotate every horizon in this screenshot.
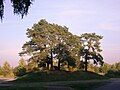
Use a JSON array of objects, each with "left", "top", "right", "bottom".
[{"left": 0, "top": 0, "right": 120, "bottom": 66}]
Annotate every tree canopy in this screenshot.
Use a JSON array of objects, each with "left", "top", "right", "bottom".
[
  {"left": 20, "top": 19, "right": 103, "bottom": 71},
  {"left": 20, "top": 19, "right": 81, "bottom": 70},
  {"left": 0, "top": 0, "right": 34, "bottom": 20},
  {"left": 80, "top": 33, "right": 104, "bottom": 71},
  {"left": 2, "top": 61, "right": 14, "bottom": 77}
]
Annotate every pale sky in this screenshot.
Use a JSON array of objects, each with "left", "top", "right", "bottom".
[{"left": 0, "top": 0, "right": 120, "bottom": 66}]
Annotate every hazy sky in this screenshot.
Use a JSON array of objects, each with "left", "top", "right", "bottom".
[{"left": 0, "top": 0, "right": 120, "bottom": 66}]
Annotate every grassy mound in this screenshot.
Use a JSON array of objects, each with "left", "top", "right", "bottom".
[{"left": 14, "top": 70, "right": 104, "bottom": 82}]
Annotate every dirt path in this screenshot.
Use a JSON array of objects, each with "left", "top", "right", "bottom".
[
  {"left": 0, "top": 78, "right": 15, "bottom": 83},
  {"left": 94, "top": 78, "right": 120, "bottom": 90}
]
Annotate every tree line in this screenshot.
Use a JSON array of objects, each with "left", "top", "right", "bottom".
[{"left": 0, "top": 59, "right": 119, "bottom": 78}]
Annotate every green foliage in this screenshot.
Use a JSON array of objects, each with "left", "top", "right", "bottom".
[
  {"left": 94, "top": 66, "right": 100, "bottom": 73},
  {"left": 80, "top": 33, "right": 103, "bottom": 71},
  {"left": 105, "top": 70, "right": 120, "bottom": 78},
  {"left": 105, "top": 62, "right": 120, "bottom": 78},
  {"left": 27, "top": 60, "right": 39, "bottom": 72},
  {"left": 2, "top": 61, "right": 14, "bottom": 77},
  {"left": 110, "top": 62, "right": 120, "bottom": 71},
  {"left": 87, "top": 63, "right": 94, "bottom": 72},
  {"left": 99, "top": 63, "right": 110, "bottom": 74},
  {"left": 0, "top": 0, "right": 34, "bottom": 20},
  {"left": 20, "top": 19, "right": 80, "bottom": 71},
  {"left": 19, "top": 19, "right": 104, "bottom": 72},
  {"left": 19, "top": 58, "right": 27, "bottom": 68},
  {"left": 0, "top": 0, "right": 4, "bottom": 20},
  {"left": 13, "top": 58, "right": 27, "bottom": 77},
  {"left": 53, "top": 43, "right": 76, "bottom": 70},
  {"left": 13, "top": 66, "right": 26, "bottom": 77},
  {"left": 0, "top": 66, "right": 3, "bottom": 76}
]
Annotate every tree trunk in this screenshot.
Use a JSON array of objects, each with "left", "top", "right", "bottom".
[
  {"left": 68, "top": 63, "right": 70, "bottom": 69},
  {"left": 58, "top": 44, "right": 61, "bottom": 70},
  {"left": 85, "top": 51, "right": 88, "bottom": 72},
  {"left": 46, "top": 63, "right": 49, "bottom": 70},
  {"left": 58, "top": 59, "right": 60, "bottom": 70},
  {"left": 50, "top": 49, "right": 53, "bottom": 70}
]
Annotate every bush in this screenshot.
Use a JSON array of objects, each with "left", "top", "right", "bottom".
[
  {"left": 13, "top": 67, "right": 27, "bottom": 77},
  {"left": 105, "top": 70, "right": 120, "bottom": 78}
]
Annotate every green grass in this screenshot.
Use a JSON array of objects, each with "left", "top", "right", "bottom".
[
  {"left": 0, "top": 71, "right": 108, "bottom": 90},
  {"left": 14, "top": 70, "right": 105, "bottom": 82}
]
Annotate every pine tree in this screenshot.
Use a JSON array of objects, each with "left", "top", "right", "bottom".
[
  {"left": 13, "top": 58, "right": 27, "bottom": 77},
  {"left": 2, "top": 61, "right": 14, "bottom": 77},
  {"left": 18, "top": 58, "right": 27, "bottom": 68},
  {"left": 20, "top": 19, "right": 79, "bottom": 71},
  {"left": 80, "top": 33, "right": 104, "bottom": 71}
]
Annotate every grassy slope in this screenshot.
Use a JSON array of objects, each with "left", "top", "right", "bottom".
[
  {"left": 0, "top": 71, "right": 108, "bottom": 90},
  {"left": 15, "top": 70, "right": 105, "bottom": 82}
]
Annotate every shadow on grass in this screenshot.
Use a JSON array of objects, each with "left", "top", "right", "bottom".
[{"left": 14, "top": 70, "right": 105, "bottom": 83}]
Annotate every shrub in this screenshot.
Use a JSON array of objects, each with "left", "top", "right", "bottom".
[
  {"left": 13, "top": 66, "right": 27, "bottom": 77},
  {"left": 105, "top": 70, "right": 120, "bottom": 78}
]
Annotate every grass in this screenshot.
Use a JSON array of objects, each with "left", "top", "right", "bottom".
[
  {"left": 14, "top": 70, "right": 105, "bottom": 82},
  {"left": 0, "top": 71, "right": 109, "bottom": 90}
]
